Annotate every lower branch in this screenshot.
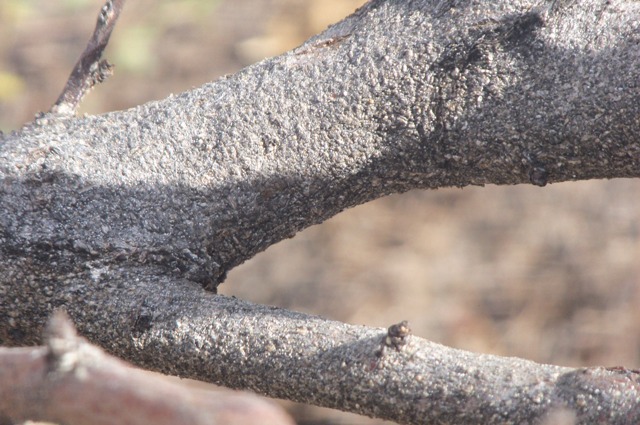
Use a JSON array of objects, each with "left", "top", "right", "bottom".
[
  {"left": 0, "top": 311, "right": 293, "bottom": 425},
  {"left": 1, "top": 263, "right": 639, "bottom": 424}
]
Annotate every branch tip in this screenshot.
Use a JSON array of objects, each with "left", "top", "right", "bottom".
[{"left": 50, "top": 0, "right": 126, "bottom": 116}]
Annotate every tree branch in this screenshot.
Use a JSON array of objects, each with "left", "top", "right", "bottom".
[
  {"left": 2, "top": 0, "right": 640, "bottom": 423},
  {"left": 0, "top": 311, "right": 293, "bottom": 425},
  {"left": 50, "top": 0, "right": 126, "bottom": 115},
  {"left": 3, "top": 268, "right": 640, "bottom": 424}
]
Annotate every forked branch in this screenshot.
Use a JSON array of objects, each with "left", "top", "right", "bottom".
[{"left": 1, "top": 0, "right": 640, "bottom": 423}]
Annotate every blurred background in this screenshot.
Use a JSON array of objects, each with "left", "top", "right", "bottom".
[{"left": 2, "top": 1, "right": 639, "bottom": 424}]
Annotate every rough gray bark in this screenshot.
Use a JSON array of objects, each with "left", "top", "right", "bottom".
[{"left": 1, "top": 0, "right": 640, "bottom": 424}]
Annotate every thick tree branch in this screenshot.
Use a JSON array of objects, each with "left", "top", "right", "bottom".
[
  {"left": 1, "top": 0, "right": 640, "bottom": 423},
  {"left": 3, "top": 0, "right": 640, "bottom": 289}
]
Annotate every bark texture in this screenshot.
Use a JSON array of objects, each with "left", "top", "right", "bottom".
[{"left": 1, "top": 0, "right": 640, "bottom": 424}]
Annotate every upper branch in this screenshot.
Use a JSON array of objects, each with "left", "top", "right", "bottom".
[
  {"left": 2, "top": 0, "right": 639, "bottom": 290},
  {"left": 51, "top": 0, "right": 126, "bottom": 115}
]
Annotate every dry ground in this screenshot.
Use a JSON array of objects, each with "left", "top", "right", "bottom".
[{"left": 2, "top": 1, "right": 639, "bottom": 424}]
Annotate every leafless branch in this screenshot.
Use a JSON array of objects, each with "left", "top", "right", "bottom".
[
  {"left": 2, "top": 0, "right": 640, "bottom": 423},
  {"left": 0, "top": 311, "right": 293, "bottom": 425},
  {"left": 50, "top": 0, "right": 126, "bottom": 115}
]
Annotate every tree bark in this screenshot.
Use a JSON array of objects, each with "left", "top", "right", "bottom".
[{"left": 1, "top": 0, "right": 640, "bottom": 423}]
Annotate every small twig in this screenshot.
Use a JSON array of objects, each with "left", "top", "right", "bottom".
[{"left": 50, "top": 0, "right": 126, "bottom": 116}]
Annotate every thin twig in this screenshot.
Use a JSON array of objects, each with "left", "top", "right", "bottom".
[{"left": 50, "top": 0, "right": 126, "bottom": 115}]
